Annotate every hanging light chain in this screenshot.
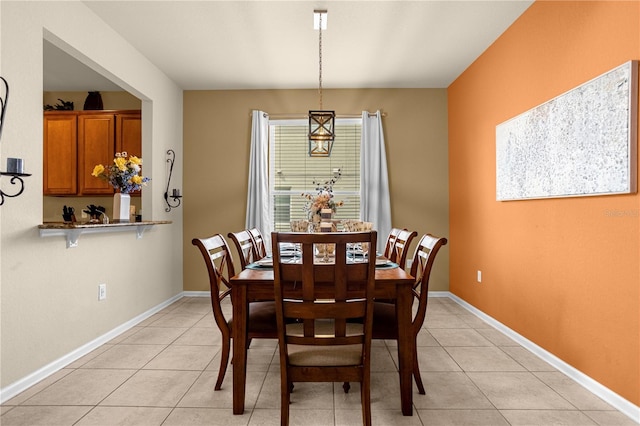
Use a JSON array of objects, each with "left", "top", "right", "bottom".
[{"left": 318, "top": 12, "right": 323, "bottom": 110}]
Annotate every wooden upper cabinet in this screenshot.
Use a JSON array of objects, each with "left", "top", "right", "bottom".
[
  {"left": 43, "top": 110, "right": 142, "bottom": 196},
  {"left": 78, "top": 113, "right": 116, "bottom": 195},
  {"left": 116, "top": 112, "right": 142, "bottom": 157},
  {"left": 43, "top": 112, "right": 78, "bottom": 195}
]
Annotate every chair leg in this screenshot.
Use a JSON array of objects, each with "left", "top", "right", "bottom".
[
  {"left": 413, "top": 341, "right": 425, "bottom": 395},
  {"left": 215, "top": 335, "right": 230, "bottom": 391},
  {"left": 281, "top": 378, "right": 291, "bottom": 426},
  {"left": 361, "top": 379, "right": 372, "bottom": 426},
  {"left": 342, "top": 382, "right": 351, "bottom": 393}
]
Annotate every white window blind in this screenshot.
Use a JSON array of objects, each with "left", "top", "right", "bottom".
[{"left": 269, "top": 119, "right": 361, "bottom": 232}]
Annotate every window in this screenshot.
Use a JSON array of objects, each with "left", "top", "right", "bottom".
[{"left": 269, "top": 119, "right": 361, "bottom": 232}]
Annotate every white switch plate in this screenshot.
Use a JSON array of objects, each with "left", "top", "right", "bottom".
[
  {"left": 477, "top": 270, "right": 482, "bottom": 283},
  {"left": 98, "top": 283, "right": 107, "bottom": 300}
]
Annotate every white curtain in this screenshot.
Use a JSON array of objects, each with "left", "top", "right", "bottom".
[
  {"left": 361, "top": 111, "right": 392, "bottom": 253},
  {"left": 246, "top": 110, "right": 271, "bottom": 250}
]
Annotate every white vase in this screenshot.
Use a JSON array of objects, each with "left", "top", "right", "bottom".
[{"left": 113, "top": 193, "right": 131, "bottom": 222}]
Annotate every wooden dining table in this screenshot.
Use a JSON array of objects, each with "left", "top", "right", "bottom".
[{"left": 230, "top": 260, "right": 416, "bottom": 416}]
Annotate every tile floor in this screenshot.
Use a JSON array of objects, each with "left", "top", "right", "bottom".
[{"left": 1, "top": 296, "right": 637, "bottom": 426}]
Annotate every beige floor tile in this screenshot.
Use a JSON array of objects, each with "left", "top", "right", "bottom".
[
  {"left": 475, "top": 328, "right": 519, "bottom": 346},
  {"left": 583, "top": 410, "right": 640, "bottom": 425},
  {"left": 178, "top": 370, "right": 267, "bottom": 410},
  {"left": 0, "top": 405, "right": 92, "bottom": 426},
  {"left": 370, "top": 345, "right": 398, "bottom": 372},
  {"left": 500, "top": 409, "right": 599, "bottom": 425},
  {"left": 288, "top": 408, "right": 336, "bottom": 425},
  {"left": 67, "top": 344, "right": 114, "bottom": 368},
  {"left": 425, "top": 314, "right": 472, "bottom": 329},
  {"left": 415, "top": 346, "right": 463, "bottom": 372},
  {"left": 75, "top": 406, "right": 172, "bottom": 426},
  {"left": 143, "top": 344, "right": 215, "bottom": 370},
  {"left": 534, "top": 372, "right": 616, "bottom": 411},
  {"left": 500, "top": 346, "right": 557, "bottom": 372},
  {"left": 416, "top": 408, "right": 510, "bottom": 425},
  {"left": 2, "top": 368, "right": 75, "bottom": 405},
  {"left": 119, "top": 326, "right": 188, "bottom": 345},
  {"left": 100, "top": 369, "right": 200, "bottom": 407},
  {"left": 445, "top": 347, "right": 526, "bottom": 372},
  {"left": 247, "top": 408, "right": 281, "bottom": 426},
  {"left": 163, "top": 407, "right": 250, "bottom": 425},
  {"left": 173, "top": 326, "right": 221, "bottom": 345},
  {"left": 429, "top": 329, "right": 493, "bottom": 347},
  {"left": 6, "top": 296, "right": 635, "bottom": 426},
  {"left": 458, "top": 314, "right": 493, "bottom": 329},
  {"left": 23, "top": 369, "right": 135, "bottom": 405},
  {"left": 412, "top": 372, "right": 494, "bottom": 410},
  {"left": 147, "top": 313, "right": 207, "bottom": 328},
  {"left": 467, "top": 372, "right": 576, "bottom": 410},
  {"left": 256, "top": 372, "right": 333, "bottom": 410},
  {"left": 81, "top": 344, "right": 167, "bottom": 369},
  {"left": 335, "top": 372, "right": 405, "bottom": 411},
  {"left": 416, "top": 330, "right": 440, "bottom": 347}
]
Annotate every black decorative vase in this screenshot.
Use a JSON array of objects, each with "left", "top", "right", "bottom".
[{"left": 83, "top": 91, "right": 103, "bottom": 110}]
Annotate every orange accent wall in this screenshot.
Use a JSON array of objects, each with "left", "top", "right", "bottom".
[{"left": 448, "top": 1, "right": 639, "bottom": 405}]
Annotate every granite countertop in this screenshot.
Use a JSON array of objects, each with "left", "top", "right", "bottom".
[{"left": 39, "top": 220, "right": 172, "bottom": 229}]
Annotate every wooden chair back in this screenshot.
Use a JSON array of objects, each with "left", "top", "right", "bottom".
[
  {"left": 391, "top": 229, "right": 418, "bottom": 270},
  {"left": 191, "top": 234, "right": 234, "bottom": 355},
  {"left": 383, "top": 227, "right": 404, "bottom": 259},
  {"left": 227, "top": 230, "right": 256, "bottom": 270},
  {"left": 271, "top": 231, "right": 377, "bottom": 426},
  {"left": 248, "top": 227, "right": 267, "bottom": 259},
  {"left": 409, "top": 234, "right": 448, "bottom": 332}
]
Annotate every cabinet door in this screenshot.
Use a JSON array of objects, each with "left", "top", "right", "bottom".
[
  {"left": 43, "top": 113, "right": 77, "bottom": 195},
  {"left": 116, "top": 112, "right": 142, "bottom": 195},
  {"left": 116, "top": 112, "right": 141, "bottom": 157},
  {"left": 78, "top": 113, "right": 115, "bottom": 195}
]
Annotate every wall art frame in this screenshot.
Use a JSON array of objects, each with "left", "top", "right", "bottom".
[{"left": 496, "top": 60, "right": 638, "bottom": 201}]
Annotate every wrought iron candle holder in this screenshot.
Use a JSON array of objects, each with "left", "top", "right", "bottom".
[
  {"left": 164, "top": 149, "right": 182, "bottom": 212},
  {"left": 1, "top": 76, "right": 31, "bottom": 206}
]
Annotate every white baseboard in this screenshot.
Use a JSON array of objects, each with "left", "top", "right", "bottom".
[
  {"left": 441, "top": 291, "right": 640, "bottom": 424},
  {"left": 0, "top": 293, "right": 183, "bottom": 404}
]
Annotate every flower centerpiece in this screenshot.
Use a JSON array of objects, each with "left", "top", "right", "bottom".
[
  {"left": 301, "top": 169, "right": 344, "bottom": 224},
  {"left": 91, "top": 152, "right": 150, "bottom": 194},
  {"left": 91, "top": 152, "right": 150, "bottom": 222}
]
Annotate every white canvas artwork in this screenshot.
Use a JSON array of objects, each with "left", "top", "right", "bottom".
[{"left": 496, "top": 61, "right": 638, "bottom": 201}]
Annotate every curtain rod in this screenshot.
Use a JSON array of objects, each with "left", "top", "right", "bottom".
[{"left": 254, "top": 112, "right": 387, "bottom": 119}]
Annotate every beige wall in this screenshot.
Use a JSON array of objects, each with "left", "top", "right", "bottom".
[
  {"left": 183, "top": 88, "right": 449, "bottom": 292},
  {"left": 1, "top": 1, "right": 183, "bottom": 394}
]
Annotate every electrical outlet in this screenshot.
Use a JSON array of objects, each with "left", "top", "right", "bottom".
[
  {"left": 98, "top": 283, "right": 107, "bottom": 301},
  {"left": 477, "top": 270, "right": 482, "bottom": 283}
]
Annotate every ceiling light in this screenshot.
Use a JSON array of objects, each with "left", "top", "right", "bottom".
[{"left": 309, "top": 9, "right": 335, "bottom": 157}]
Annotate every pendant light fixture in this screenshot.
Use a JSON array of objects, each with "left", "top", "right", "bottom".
[{"left": 309, "top": 9, "right": 335, "bottom": 157}]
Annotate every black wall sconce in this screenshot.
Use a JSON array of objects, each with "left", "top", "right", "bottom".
[
  {"left": 1, "top": 76, "right": 31, "bottom": 206},
  {"left": 164, "top": 149, "right": 182, "bottom": 212}
]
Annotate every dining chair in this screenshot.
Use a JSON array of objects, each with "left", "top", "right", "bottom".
[
  {"left": 390, "top": 229, "right": 418, "bottom": 270},
  {"left": 372, "top": 233, "right": 447, "bottom": 394},
  {"left": 228, "top": 229, "right": 257, "bottom": 270},
  {"left": 272, "top": 231, "right": 377, "bottom": 426},
  {"left": 383, "top": 228, "right": 404, "bottom": 260},
  {"left": 192, "top": 234, "right": 279, "bottom": 390},
  {"left": 248, "top": 227, "right": 268, "bottom": 259}
]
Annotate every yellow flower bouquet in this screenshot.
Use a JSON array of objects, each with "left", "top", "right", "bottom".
[{"left": 91, "top": 152, "right": 150, "bottom": 194}]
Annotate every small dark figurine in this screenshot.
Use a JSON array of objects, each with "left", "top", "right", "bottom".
[
  {"left": 83, "top": 204, "right": 106, "bottom": 223},
  {"left": 44, "top": 99, "right": 74, "bottom": 111}
]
